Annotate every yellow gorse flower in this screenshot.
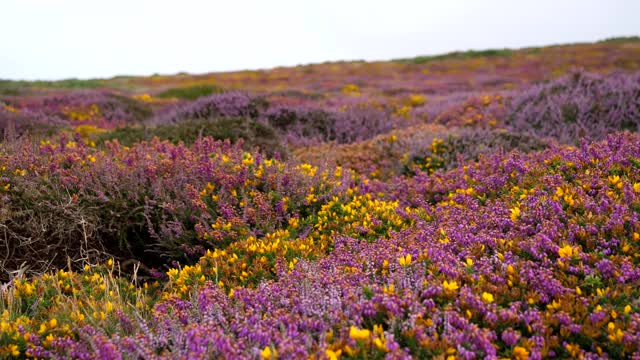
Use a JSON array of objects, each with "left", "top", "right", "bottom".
[
  {"left": 398, "top": 254, "right": 412, "bottom": 267},
  {"left": 481, "top": 292, "right": 495, "bottom": 304},
  {"left": 510, "top": 206, "right": 521, "bottom": 221},
  {"left": 558, "top": 245, "right": 573, "bottom": 258},
  {"left": 608, "top": 175, "right": 620, "bottom": 185},
  {"left": 261, "top": 346, "right": 274, "bottom": 359},
  {"left": 408, "top": 94, "right": 426, "bottom": 107},
  {"left": 442, "top": 280, "right": 459, "bottom": 292},
  {"left": 325, "top": 349, "right": 342, "bottom": 360},
  {"left": 133, "top": 93, "right": 153, "bottom": 102},
  {"left": 565, "top": 343, "right": 580, "bottom": 357},
  {"left": 3, "top": 104, "right": 19, "bottom": 113},
  {"left": 3, "top": 344, "right": 20, "bottom": 357},
  {"left": 349, "top": 326, "right": 371, "bottom": 341},
  {"left": 513, "top": 346, "right": 530, "bottom": 360},
  {"left": 465, "top": 258, "right": 474, "bottom": 267},
  {"left": 342, "top": 84, "right": 360, "bottom": 95}
]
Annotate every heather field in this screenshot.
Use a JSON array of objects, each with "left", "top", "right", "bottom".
[{"left": 1, "top": 38, "right": 640, "bottom": 359}]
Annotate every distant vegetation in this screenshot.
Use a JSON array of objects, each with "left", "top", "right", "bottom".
[
  {"left": 155, "top": 84, "right": 225, "bottom": 100},
  {"left": 0, "top": 78, "right": 104, "bottom": 93},
  {"left": 395, "top": 36, "right": 640, "bottom": 65},
  {"left": 397, "top": 48, "right": 513, "bottom": 64},
  {"left": 598, "top": 35, "right": 640, "bottom": 43}
]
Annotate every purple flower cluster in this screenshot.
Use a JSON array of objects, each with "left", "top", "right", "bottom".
[
  {"left": 262, "top": 104, "right": 395, "bottom": 146},
  {"left": 154, "top": 92, "right": 265, "bottom": 124},
  {"left": 507, "top": 70, "right": 640, "bottom": 143}
]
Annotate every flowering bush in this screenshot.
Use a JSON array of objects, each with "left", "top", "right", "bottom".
[
  {"left": 0, "top": 91, "right": 153, "bottom": 140},
  {"left": 506, "top": 70, "right": 640, "bottom": 144},
  {"left": 294, "top": 124, "right": 551, "bottom": 179},
  {"left": 155, "top": 92, "right": 267, "bottom": 124},
  {"left": 0, "top": 103, "right": 65, "bottom": 139},
  {"left": 95, "top": 117, "right": 287, "bottom": 156},
  {"left": 155, "top": 84, "right": 225, "bottom": 100},
  {"left": 263, "top": 104, "right": 395, "bottom": 146}
]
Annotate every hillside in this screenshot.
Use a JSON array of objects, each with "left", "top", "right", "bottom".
[{"left": 1, "top": 38, "right": 640, "bottom": 359}]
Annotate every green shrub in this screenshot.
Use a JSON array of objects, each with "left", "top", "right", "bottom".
[
  {"left": 96, "top": 117, "right": 286, "bottom": 156},
  {"left": 155, "top": 85, "right": 225, "bottom": 100},
  {"left": 0, "top": 78, "right": 103, "bottom": 90},
  {"left": 396, "top": 48, "right": 513, "bottom": 64},
  {"left": 105, "top": 93, "right": 154, "bottom": 123},
  {"left": 597, "top": 36, "right": 640, "bottom": 43}
]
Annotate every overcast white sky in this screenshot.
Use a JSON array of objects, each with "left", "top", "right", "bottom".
[{"left": 1, "top": 0, "right": 639, "bottom": 80}]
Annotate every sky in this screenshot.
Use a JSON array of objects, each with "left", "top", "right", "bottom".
[{"left": 1, "top": 0, "right": 639, "bottom": 80}]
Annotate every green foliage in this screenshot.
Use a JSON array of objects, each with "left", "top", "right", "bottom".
[
  {"left": 597, "top": 36, "right": 640, "bottom": 43},
  {"left": 396, "top": 48, "right": 513, "bottom": 64},
  {"left": 97, "top": 117, "right": 286, "bottom": 156},
  {"left": 155, "top": 85, "right": 225, "bottom": 100},
  {"left": 0, "top": 78, "right": 104, "bottom": 91}
]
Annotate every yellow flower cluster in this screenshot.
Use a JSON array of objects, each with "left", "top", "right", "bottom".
[
  {"left": 442, "top": 280, "right": 459, "bottom": 293},
  {"left": 168, "top": 191, "right": 414, "bottom": 293},
  {"left": 314, "top": 194, "right": 409, "bottom": 240},
  {"left": 407, "top": 94, "right": 426, "bottom": 107},
  {"left": 346, "top": 324, "right": 388, "bottom": 354},
  {"left": 0, "top": 344, "right": 20, "bottom": 357},
  {"left": 480, "top": 94, "right": 502, "bottom": 106},
  {"left": 510, "top": 206, "right": 521, "bottom": 221},
  {"left": 132, "top": 93, "right": 154, "bottom": 102},
  {"left": 394, "top": 105, "right": 412, "bottom": 118},
  {"left": 0, "top": 260, "right": 158, "bottom": 355},
  {"left": 74, "top": 124, "right": 106, "bottom": 138},
  {"left": 63, "top": 104, "right": 100, "bottom": 122},
  {"left": 167, "top": 264, "right": 207, "bottom": 296},
  {"left": 430, "top": 138, "right": 444, "bottom": 154},
  {"left": 557, "top": 245, "right": 575, "bottom": 258},
  {"left": 2, "top": 104, "right": 19, "bottom": 113},
  {"left": 341, "top": 84, "right": 361, "bottom": 96},
  {"left": 297, "top": 163, "right": 318, "bottom": 177},
  {"left": 398, "top": 254, "right": 412, "bottom": 267}
]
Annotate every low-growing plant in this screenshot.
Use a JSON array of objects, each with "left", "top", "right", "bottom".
[
  {"left": 156, "top": 92, "right": 268, "bottom": 124},
  {"left": 0, "top": 135, "right": 348, "bottom": 279},
  {"left": 1, "top": 91, "right": 154, "bottom": 131},
  {"left": 506, "top": 70, "right": 640, "bottom": 144},
  {"left": 155, "top": 84, "right": 225, "bottom": 100},
  {"left": 0, "top": 105, "right": 65, "bottom": 139},
  {"left": 263, "top": 104, "right": 394, "bottom": 145},
  {"left": 396, "top": 48, "right": 513, "bottom": 64},
  {"left": 294, "top": 124, "right": 551, "bottom": 179},
  {"left": 598, "top": 36, "right": 640, "bottom": 43},
  {"left": 96, "top": 117, "right": 286, "bottom": 156},
  {"left": 0, "top": 78, "right": 104, "bottom": 91}
]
